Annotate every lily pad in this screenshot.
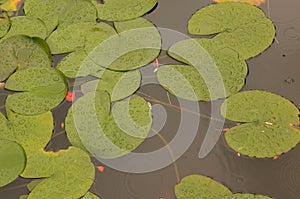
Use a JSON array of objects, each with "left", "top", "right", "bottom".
[
  {"left": 24, "top": 0, "right": 72, "bottom": 34},
  {"left": 175, "top": 175, "right": 232, "bottom": 199},
  {"left": 56, "top": 23, "right": 116, "bottom": 78},
  {"left": 157, "top": 38, "right": 247, "bottom": 101},
  {"left": 0, "top": 14, "right": 10, "bottom": 38},
  {"left": 0, "top": 35, "right": 52, "bottom": 81},
  {"left": 92, "top": 0, "right": 158, "bottom": 21},
  {"left": 58, "top": 0, "right": 97, "bottom": 27},
  {"left": 0, "top": 0, "right": 23, "bottom": 11},
  {"left": 221, "top": 90, "right": 300, "bottom": 158},
  {"left": 188, "top": 2, "right": 275, "bottom": 59},
  {"left": 46, "top": 22, "right": 95, "bottom": 54},
  {"left": 5, "top": 67, "right": 67, "bottom": 115},
  {"left": 225, "top": 194, "right": 272, "bottom": 199},
  {"left": 5, "top": 16, "right": 47, "bottom": 39},
  {"left": 65, "top": 90, "right": 152, "bottom": 158},
  {"left": 87, "top": 17, "right": 161, "bottom": 71},
  {"left": 81, "top": 192, "right": 101, "bottom": 199},
  {"left": 0, "top": 139, "right": 25, "bottom": 187}
]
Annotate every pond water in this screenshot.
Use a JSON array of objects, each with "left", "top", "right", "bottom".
[{"left": 0, "top": 0, "right": 300, "bottom": 198}]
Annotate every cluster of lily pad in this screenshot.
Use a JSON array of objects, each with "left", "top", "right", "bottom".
[{"left": 0, "top": 0, "right": 299, "bottom": 199}]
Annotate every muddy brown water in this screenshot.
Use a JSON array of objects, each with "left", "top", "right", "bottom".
[{"left": 1, "top": 0, "right": 300, "bottom": 198}]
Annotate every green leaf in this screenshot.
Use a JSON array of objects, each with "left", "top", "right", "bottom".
[
  {"left": 46, "top": 22, "right": 95, "bottom": 54},
  {"left": 87, "top": 17, "right": 161, "bottom": 71},
  {"left": 5, "top": 67, "right": 67, "bottom": 115},
  {"left": 58, "top": 0, "right": 97, "bottom": 27},
  {"left": 56, "top": 23, "right": 116, "bottom": 78},
  {"left": 0, "top": 139, "right": 26, "bottom": 187},
  {"left": 225, "top": 194, "right": 272, "bottom": 199},
  {"left": 0, "top": 14, "right": 10, "bottom": 38},
  {"left": 221, "top": 90, "right": 300, "bottom": 158},
  {"left": 0, "top": 35, "right": 52, "bottom": 81},
  {"left": 65, "top": 90, "right": 152, "bottom": 158},
  {"left": 188, "top": 2, "right": 275, "bottom": 59},
  {"left": 24, "top": 0, "right": 72, "bottom": 35},
  {"left": 27, "top": 179, "right": 43, "bottom": 191},
  {"left": 158, "top": 38, "right": 247, "bottom": 101},
  {"left": 92, "top": 0, "right": 158, "bottom": 21},
  {"left": 81, "top": 192, "right": 101, "bottom": 199},
  {"left": 175, "top": 175, "right": 232, "bottom": 199},
  {"left": 4, "top": 16, "right": 47, "bottom": 39}
]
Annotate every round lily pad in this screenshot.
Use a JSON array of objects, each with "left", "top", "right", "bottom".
[
  {"left": 5, "top": 16, "right": 47, "bottom": 39},
  {"left": 175, "top": 175, "right": 232, "bottom": 199},
  {"left": 158, "top": 38, "right": 247, "bottom": 101},
  {"left": 92, "top": 0, "right": 158, "bottom": 21},
  {"left": 5, "top": 67, "right": 67, "bottom": 115},
  {"left": 188, "top": 2, "right": 275, "bottom": 59},
  {"left": 58, "top": 0, "right": 97, "bottom": 27},
  {"left": 88, "top": 17, "right": 161, "bottom": 71},
  {"left": 65, "top": 90, "right": 152, "bottom": 158},
  {"left": 0, "top": 139, "right": 25, "bottom": 187},
  {"left": 221, "top": 90, "right": 300, "bottom": 158},
  {"left": 0, "top": 35, "right": 52, "bottom": 82},
  {"left": 0, "top": 14, "right": 10, "bottom": 38}
]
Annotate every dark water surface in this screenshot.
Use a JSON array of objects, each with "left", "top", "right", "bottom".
[{"left": 1, "top": 0, "right": 300, "bottom": 198}]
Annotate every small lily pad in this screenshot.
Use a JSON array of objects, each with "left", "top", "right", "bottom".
[
  {"left": 59, "top": 0, "right": 97, "bottom": 27},
  {"left": 188, "top": 2, "right": 275, "bottom": 59},
  {"left": 46, "top": 22, "right": 95, "bottom": 54},
  {"left": 24, "top": 0, "right": 72, "bottom": 34},
  {"left": 221, "top": 90, "right": 300, "bottom": 158},
  {"left": 88, "top": 17, "right": 161, "bottom": 71},
  {"left": 175, "top": 175, "right": 232, "bottom": 199},
  {"left": 92, "top": 0, "right": 158, "bottom": 21},
  {"left": 0, "top": 35, "right": 52, "bottom": 81},
  {"left": 81, "top": 192, "right": 101, "bottom": 199},
  {"left": 65, "top": 90, "right": 152, "bottom": 158},
  {"left": 5, "top": 67, "right": 67, "bottom": 115},
  {"left": 5, "top": 16, "right": 47, "bottom": 39},
  {"left": 0, "top": 14, "right": 10, "bottom": 38},
  {"left": 0, "top": 139, "right": 25, "bottom": 187},
  {"left": 158, "top": 38, "right": 247, "bottom": 101}
]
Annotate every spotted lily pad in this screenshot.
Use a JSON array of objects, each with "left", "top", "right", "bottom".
[
  {"left": 0, "top": 139, "right": 25, "bottom": 187},
  {"left": 81, "top": 69, "right": 141, "bottom": 101},
  {"left": 4, "top": 16, "right": 47, "bottom": 39},
  {"left": 157, "top": 38, "right": 247, "bottom": 101},
  {"left": 0, "top": 35, "right": 52, "bottom": 81},
  {"left": 58, "top": 0, "right": 97, "bottom": 27},
  {"left": 0, "top": 14, "right": 10, "bottom": 38},
  {"left": 56, "top": 23, "right": 116, "bottom": 78},
  {"left": 5, "top": 67, "right": 67, "bottom": 115},
  {"left": 175, "top": 175, "right": 232, "bottom": 199},
  {"left": 188, "top": 2, "right": 275, "bottom": 59},
  {"left": 65, "top": 90, "right": 152, "bottom": 158},
  {"left": 221, "top": 90, "right": 300, "bottom": 158},
  {"left": 87, "top": 17, "right": 161, "bottom": 71},
  {"left": 92, "top": 0, "right": 158, "bottom": 21},
  {"left": 24, "top": 0, "right": 72, "bottom": 34}
]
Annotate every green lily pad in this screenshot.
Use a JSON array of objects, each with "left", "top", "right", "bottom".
[
  {"left": 65, "top": 90, "right": 152, "bottom": 158},
  {"left": 87, "top": 18, "right": 161, "bottom": 71},
  {"left": 0, "top": 35, "right": 52, "bottom": 81},
  {"left": 175, "top": 175, "right": 232, "bottom": 199},
  {"left": 24, "top": 0, "right": 72, "bottom": 35},
  {"left": 59, "top": 0, "right": 97, "bottom": 27},
  {"left": 157, "top": 38, "right": 247, "bottom": 101},
  {"left": 56, "top": 23, "right": 116, "bottom": 78},
  {"left": 92, "top": 0, "right": 158, "bottom": 21},
  {"left": 5, "top": 67, "right": 67, "bottom": 115},
  {"left": 81, "top": 192, "right": 101, "bottom": 199},
  {"left": 221, "top": 90, "right": 300, "bottom": 158},
  {"left": 225, "top": 194, "right": 272, "bottom": 199},
  {"left": 0, "top": 139, "right": 26, "bottom": 187},
  {"left": 188, "top": 2, "right": 275, "bottom": 59},
  {"left": 19, "top": 195, "right": 28, "bottom": 199},
  {"left": 21, "top": 147, "right": 95, "bottom": 199},
  {"left": 5, "top": 16, "right": 47, "bottom": 39},
  {"left": 0, "top": 14, "right": 10, "bottom": 38},
  {"left": 46, "top": 22, "right": 95, "bottom": 54}
]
